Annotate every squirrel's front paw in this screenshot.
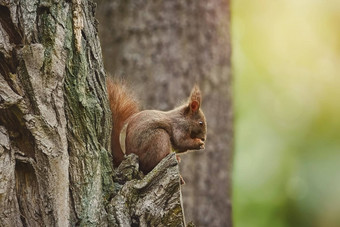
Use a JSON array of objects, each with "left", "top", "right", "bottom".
[
  {"left": 194, "top": 138, "right": 205, "bottom": 150},
  {"left": 199, "top": 142, "right": 205, "bottom": 149}
]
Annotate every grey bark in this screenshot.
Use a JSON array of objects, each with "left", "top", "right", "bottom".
[
  {"left": 0, "top": 0, "right": 185, "bottom": 226},
  {"left": 96, "top": 0, "right": 233, "bottom": 226},
  {"left": 109, "top": 153, "right": 185, "bottom": 226}
]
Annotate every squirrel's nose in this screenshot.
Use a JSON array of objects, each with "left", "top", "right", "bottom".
[{"left": 201, "top": 138, "right": 205, "bottom": 142}]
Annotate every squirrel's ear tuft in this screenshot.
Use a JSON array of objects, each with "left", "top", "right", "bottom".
[{"left": 188, "top": 85, "right": 201, "bottom": 113}]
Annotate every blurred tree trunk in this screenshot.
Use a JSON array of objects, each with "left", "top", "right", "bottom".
[
  {"left": 96, "top": 0, "right": 233, "bottom": 226},
  {"left": 0, "top": 0, "right": 187, "bottom": 226}
]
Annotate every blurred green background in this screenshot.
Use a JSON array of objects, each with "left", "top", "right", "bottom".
[{"left": 232, "top": 1, "right": 340, "bottom": 227}]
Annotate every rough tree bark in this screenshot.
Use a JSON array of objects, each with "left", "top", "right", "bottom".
[
  {"left": 96, "top": 1, "right": 233, "bottom": 226},
  {"left": 0, "top": 0, "right": 185, "bottom": 226}
]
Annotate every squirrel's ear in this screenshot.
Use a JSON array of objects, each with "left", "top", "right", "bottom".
[
  {"left": 190, "top": 100, "right": 200, "bottom": 112},
  {"left": 188, "top": 85, "right": 201, "bottom": 113}
]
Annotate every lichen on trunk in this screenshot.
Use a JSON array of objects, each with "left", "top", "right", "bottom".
[{"left": 108, "top": 153, "right": 185, "bottom": 226}]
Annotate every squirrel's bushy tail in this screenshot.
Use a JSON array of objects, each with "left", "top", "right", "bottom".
[{"left": 106, "top": 78, "right": 140, "bottom": 166}]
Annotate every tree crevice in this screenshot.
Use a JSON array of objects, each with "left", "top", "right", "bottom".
[
  {"left": 0, "top": 5, "right": 22, "bottom": 45},
  {"left": 15, "top": 161, "right": 43, "bottom": 227}
]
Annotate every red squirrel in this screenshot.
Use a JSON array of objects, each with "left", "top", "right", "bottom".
[{"left": 107, "top": 79, "right": 207, "bottom": 174}]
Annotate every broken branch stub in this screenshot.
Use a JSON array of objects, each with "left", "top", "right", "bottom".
[{"left": 108, "top": 153, "right": 186, "bottom": 226}]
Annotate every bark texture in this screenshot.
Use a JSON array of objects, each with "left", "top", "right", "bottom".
[
  {"left": 109, "top": 153, "right": 185, "bottom": 226},
  {"left": 96, "top": 1, "right": 233, "bottom": 226},
  {"left": 0, "top": 0, "right": 112, "bottom": 225},
  {"left": 0, "top": 0, "right": 185, "bottom": 226}
]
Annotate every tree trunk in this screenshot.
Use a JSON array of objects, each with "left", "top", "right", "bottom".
[
  {"left": 0, "top": 0, "right": 185, "bottom": 226},
  {"left": 0, "top": 0, "right": 110, "bottom": 225},
  {"left": 96, "top": 1, "right": 233, "bottom": 226}
]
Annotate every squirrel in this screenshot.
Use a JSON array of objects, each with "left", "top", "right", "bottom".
[{"left": 107, "top": 78, "right": 207, "bottom": 174}]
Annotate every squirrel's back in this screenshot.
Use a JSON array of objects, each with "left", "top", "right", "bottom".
[{"left": 106, "top": 78, "right": 140, "bottom": 166}]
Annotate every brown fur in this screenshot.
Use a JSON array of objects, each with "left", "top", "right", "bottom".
[
  {"left": 106, "top": 79, "right": 139, "bottom": 166},
  {"left": 107, "top": 79, "right": 207, "bottom": 174}
]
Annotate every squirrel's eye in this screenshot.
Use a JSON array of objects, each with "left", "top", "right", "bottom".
[{"left": 199, "top": 121, "right": 203, "bottom": 126}]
